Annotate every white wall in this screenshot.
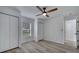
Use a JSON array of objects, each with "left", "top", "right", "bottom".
[
  {"left": 34, "top": 18, "right": 38, "bottom": 42},
  {"left": 44, "top": 16, "right": 64, "bottom": 44},
  {"left": 43, "top": 7, "right": 79, "bottom": 44}
]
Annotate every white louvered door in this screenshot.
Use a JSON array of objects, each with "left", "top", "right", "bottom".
[
  {"left": 0, "top": 13, "right": 18, "bottom": 52},
  {"left": 0, "top": 13, "right": 10, "bottom": 52},
  {"left": 9, "top": 16, "right": 18, "bottom": 49}
]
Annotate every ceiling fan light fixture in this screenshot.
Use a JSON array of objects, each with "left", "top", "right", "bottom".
[
  {"left": 43, "top": 13, "right": 47, "bottom": 16},
  {"left": 36, "top": 6, "right": 58, "bottom": 17}
]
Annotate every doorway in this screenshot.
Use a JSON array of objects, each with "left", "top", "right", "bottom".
[{"left": 64, "top": 19, "right": 77, "bottom": 48}]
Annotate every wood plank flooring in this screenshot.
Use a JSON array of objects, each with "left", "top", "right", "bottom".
[
  {"left": 3, "top": 40, "right": 79, "bottom": 53},
  {"left": 2, "top": 47, "right": 25, "bottom": 53}
]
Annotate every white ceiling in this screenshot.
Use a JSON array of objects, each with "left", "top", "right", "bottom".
[{"left": 14, "top": 6, "right": 79, "bottom": 19}]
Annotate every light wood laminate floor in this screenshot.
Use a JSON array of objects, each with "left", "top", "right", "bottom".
[{"left": 3, "top": 40, "right": 79, "bottom": 53}]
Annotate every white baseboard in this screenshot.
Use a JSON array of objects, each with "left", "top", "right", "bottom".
[
  {"left": 44, "top": 39, "right": 64, "bottom": 44},
  {"left": 64, "top": 40, "right": 77, "bottom": 48}
]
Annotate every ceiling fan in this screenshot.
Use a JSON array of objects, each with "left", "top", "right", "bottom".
[{"left": 36, "top": 6, "right": 58, "bottom": 17}]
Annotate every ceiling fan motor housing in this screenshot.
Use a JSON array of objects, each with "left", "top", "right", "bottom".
[{"left": 43, "top": 7, "right": 46, "bottom": 12}]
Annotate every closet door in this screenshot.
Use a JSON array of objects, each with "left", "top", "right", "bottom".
[
  {"left": 0, "top": 13, "right": 10, "bottom": 52},
  {"left": 9, "top": 16, "right": 18, "bottom": 49}
]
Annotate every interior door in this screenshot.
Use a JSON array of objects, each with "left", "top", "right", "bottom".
[
  {"left": 0, "top": 13, "right": 10, "bottom": 52},
  {"left": 38, "top": 22, "right": 44, "bottom": 40},
  {"left": 9, "top": 16, "right": 18, "bottom": 49},
  {"left": 65, "top": 20, "right": 77, "bottom": 47}
]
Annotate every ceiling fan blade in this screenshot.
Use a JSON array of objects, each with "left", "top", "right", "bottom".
[
  {"left": 47, "top": 8, "right": 58, "bottom": 13},
  {"left": 46, "top": 15, "right": 49, "bottom": 17},
  {"left": 36, "top": 6, "right": 43, "bottom": 12},
  {"left": 36, "top": 13, "right": 42, "bottom": 16}
]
